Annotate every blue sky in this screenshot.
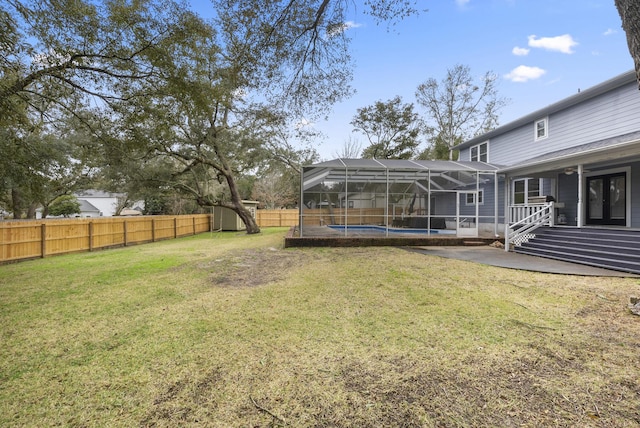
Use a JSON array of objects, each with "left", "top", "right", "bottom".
[{"left": 190, "top": 0, "right": 634, "bottom": 159}]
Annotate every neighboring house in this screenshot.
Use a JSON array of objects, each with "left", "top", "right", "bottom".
[{"left": 74, "top": 190, "right": 125, "bottom": 217}]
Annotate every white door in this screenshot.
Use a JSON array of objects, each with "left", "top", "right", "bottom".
[{"left": 456, "top": 191, "right": 479, "bottom": 238}]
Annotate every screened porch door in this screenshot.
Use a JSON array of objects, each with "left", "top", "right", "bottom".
[
  {"left": 456, "top": 191, "right": 478, "bottom": 237},
  {"left": 586, "top": 172, "right": 626, "bottom": 226}
]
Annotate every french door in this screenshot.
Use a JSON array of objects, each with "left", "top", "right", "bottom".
[{"left": 586, "top": 172, "right": 626, "bottom": 226}]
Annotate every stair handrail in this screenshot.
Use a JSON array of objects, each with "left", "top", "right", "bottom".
[{"left": 506, "top": 202, "right": 555, "bottom": 251}]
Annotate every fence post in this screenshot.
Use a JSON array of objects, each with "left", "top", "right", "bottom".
[
  {"left": 89, "top": 222, "right": 94, "bottom": 252},
  {"left": 41, "top": 223, "right": 46, "bottom": 258},
  {"left": 152, "top": 218, "right": 156, "bottom": 242},
  {"left": 174, "top": 217, "right": 178, "bottom": 238},
  {"left": 124, "top": 220, "right": 128, "bottom": 246},
  {"left": 193, "top": 216, "right": 196, "bottom": 235}
]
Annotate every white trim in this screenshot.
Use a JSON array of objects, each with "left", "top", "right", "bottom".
[
  {"left": 465, "top": 188, "right": 484, "bottom": 205},
  {"left": 512, "top": 178, "right": 542, "bottom": 204},
  {"left": 470, "top": 141, "right": 489, "bottom": 162},
  {"left": 534, "top": 117, "right": 548, "bottom": 141},
  {"left": 583, "top": 166, "right": 632, "bottom": 227}
]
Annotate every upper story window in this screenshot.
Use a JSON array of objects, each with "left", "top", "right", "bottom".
[
  {"left": 470, "top": 141, "right": 488, "bottom": 162},
  {"left": 535, "top": 117, "right": 548, "bottom": 140}
]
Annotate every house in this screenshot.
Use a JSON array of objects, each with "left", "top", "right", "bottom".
[
  {"left": 456, "top": 70, "right": 640, "bottom": 243},
  {"left": 298, "top": 70, "right": 640, "bottom": 273},
  {"left": 73, "top": 190, "right": 126, "bottom": 217}
]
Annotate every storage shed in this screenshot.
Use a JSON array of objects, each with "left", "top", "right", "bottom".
[{"left": 213, "top": 201, "right": 258, "bottom": 231}]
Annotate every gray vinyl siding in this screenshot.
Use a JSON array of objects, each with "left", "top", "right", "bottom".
[
  {"left": 460, "top": 80, "right": 640, "bottom": 167},
  {"left": 432, "top": 176, "right": 506, "bottom": 225},
  {"left": 557, "top": 174, "right": 579, "bottom": 226}
]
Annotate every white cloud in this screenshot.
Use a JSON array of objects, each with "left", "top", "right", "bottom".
[
  {"left": 603, "top": 28, "right": 616, "bottom": 36},
  {"left": 505, "top": 65, "right": 547, "bottom": 83},
  {"left": 327, "top": 21, "right": 362, "bottom": 37},
  {"left": 512, "top": 46, "right": 530, "bottom": 56},
  {"left": 528, "top": 34, "right": 578, "bottom": 54}
]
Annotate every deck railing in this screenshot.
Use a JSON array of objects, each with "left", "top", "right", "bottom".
[{"left": 506, "top": 203, "right": 555, "bottom": 251}]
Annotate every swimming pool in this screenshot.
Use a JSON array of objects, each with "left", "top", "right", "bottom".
[{"left": 328, "top": 225, "right": 455, "bottom": 235}]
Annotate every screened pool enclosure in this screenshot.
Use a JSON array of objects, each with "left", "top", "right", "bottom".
[{"left": 299, "top": 159, "right": 501, "bottom": 238}]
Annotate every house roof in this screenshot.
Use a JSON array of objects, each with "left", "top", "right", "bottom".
[
  {"left": 456, "top": 70, "right": 638, "bottom": 150},
  {"left": 78, "top": 199, "right": 101, "bottom": 213},
  {"left": 303, "top": 158, "right": 500, "bottom": 191}
]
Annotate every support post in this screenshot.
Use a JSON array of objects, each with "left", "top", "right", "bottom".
[
  {"left": 577, "top": 164, "right": 584, "bottom": 227},
  {"left": 89, "top": 222, "right": 94, "bottom": 252},
  {"left": 124, "top": 220, "right": 128, "bottom": 246},
  {"left": 41, "top": 223, "right": 46, "bottom": 258}
]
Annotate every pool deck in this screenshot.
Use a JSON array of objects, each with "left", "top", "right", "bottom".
[{"left": 285, "top": 226, "right": 499, "bottom": 248}]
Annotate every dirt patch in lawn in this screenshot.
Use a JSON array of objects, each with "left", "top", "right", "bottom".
[{"left": 204, "top": 247, "right": 307, "bottom": 288}]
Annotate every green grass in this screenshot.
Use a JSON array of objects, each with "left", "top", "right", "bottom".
[{"left": 1, "top": 228, "right": 639, "bottom": 427}]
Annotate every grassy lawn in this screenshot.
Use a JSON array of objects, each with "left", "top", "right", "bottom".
[{"left": 1, "top": 227, "right": 639, "bottom": 427}]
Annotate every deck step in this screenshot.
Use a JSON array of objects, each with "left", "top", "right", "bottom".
[{"left": 514, "top": 227, "right": 640, "bottom": 275}]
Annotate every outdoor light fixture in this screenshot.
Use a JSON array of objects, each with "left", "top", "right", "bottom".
[{"left": 564, "top": 167, "right": 575, "bottom": 175}]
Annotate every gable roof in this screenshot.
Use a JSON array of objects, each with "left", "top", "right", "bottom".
[
  {"left": 457, "top": 70, "right": 637, "bottom": 151},
  {"left": 78, "top": 199, "right": 101, "bottom": 213}
]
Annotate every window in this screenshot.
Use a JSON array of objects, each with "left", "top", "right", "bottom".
[
  {"left": 470, "top": 141, "right": 488, "bottom": 162},
  {"left": 465, "top": 190, "right": 484, "bottom": 205},
  {"left": 513, "top": 178, "right": 541, "bottom": 204},
  {"left": 535, "top": 118, "right": 548, "bottom": 140}
]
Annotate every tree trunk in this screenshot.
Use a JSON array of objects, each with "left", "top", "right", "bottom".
[
  {"left": 26, "top": 203, "right": 38, "bottom": 219},
  {"left": 224, "top": 170, "right": 260, "bottom": 234},
  {"left": 11, "top": 188, "right": 23, "bottom": 219},
  {"left": 615, "top": 0, "right": 640, "bottom": 88}
]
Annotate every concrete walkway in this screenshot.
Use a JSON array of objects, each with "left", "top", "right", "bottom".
[{"left": 410, "top": 246, "right": 639, "bottom": 277}]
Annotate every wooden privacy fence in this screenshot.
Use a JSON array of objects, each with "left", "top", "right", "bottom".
[
  {"left": 300, "top": 208, "right": 389, "bottom": 226},
  {"left": 0, "top": 215, "right": 211, "bottom": 263},
  {"left": 255, "top": 209, "right": 299, "bottom": 227},
  {"left": 0, "top": 211, "right": 303, "bottom": 263}
]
